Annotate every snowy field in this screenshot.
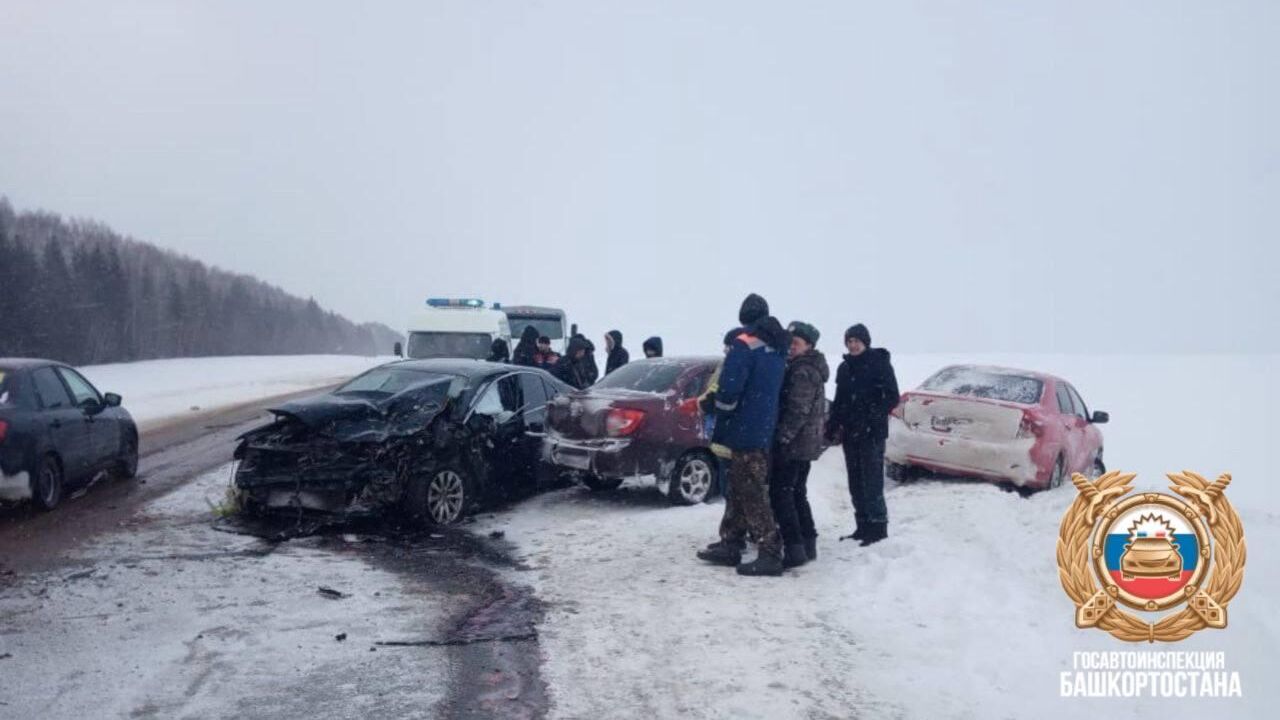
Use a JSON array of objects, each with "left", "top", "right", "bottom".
[
  {"left": 79, "top": 355, "right": 392, "bottom": 429},
  {"left": 469, "top": 353, "right": 1278, "bottom": 720}
]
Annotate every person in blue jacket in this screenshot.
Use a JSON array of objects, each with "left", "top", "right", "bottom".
[{"left": 696, "top": 293, "right": 790, "bottom": 576}]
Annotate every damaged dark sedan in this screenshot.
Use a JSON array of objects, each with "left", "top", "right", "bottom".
[{"left": 233, "top": 359, "right": 572, "bottom": 525}]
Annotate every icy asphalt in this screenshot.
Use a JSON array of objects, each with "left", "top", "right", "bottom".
[{"left": 0, "top": 394, "right": 546, "bottom": 720}]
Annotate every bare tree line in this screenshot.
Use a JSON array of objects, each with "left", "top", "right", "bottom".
[{"left": 0, "top": 197, "right": 402, "bottom": 365}]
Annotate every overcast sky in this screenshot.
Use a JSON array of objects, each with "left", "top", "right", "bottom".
[{"left": 1, "top": 1, "right": 1276, "bottom": 355}]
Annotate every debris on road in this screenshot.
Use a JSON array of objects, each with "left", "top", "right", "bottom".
[
  {"left": 317, "top": 586, "right": 348, "bottom": 600},
  {"left": 335, "top": 632, "right": 347, "bottom": 642},
  {"left": 488, "top": 530, "right": 505, "bottom": 539}
]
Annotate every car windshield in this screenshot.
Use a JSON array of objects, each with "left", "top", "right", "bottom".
[
  {"left": 337, "top": 368, "right": 464, "bottom": 398},
  {"left": 507, "top": 316, "right": 564, "bottom": 340},
  {"left": 406, "top": 331, "right": 492, "bottom": 359},
  {"left": 922, "top": 367, "right": 1044, "bottom": 405},
  {"left": 594, "top": 361, "right": 687, "bottom": 393}
]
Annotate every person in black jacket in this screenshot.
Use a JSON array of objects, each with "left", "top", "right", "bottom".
[
  {"left": 574, "top": 333, "right": 600, "bottom": 385},
  {"left": 642, "top": 336, "right": 663, "bottom": 358},
  {"left": 771, "top": 321, "right": 829, "bottom": 567},
  {"left": 511, "top": 325, "right": 540, "bottom": 367},
  {"left": 553, "top": 336, "right": 595, "bottom": 389},
  {"left": 487, "top": 338, "right": 510, "bottom": 363},
  {"left": 604, "top": 330, "right": 629, "bottom": 375},
  {"left": 827, "top": 323, "right": 899, "bottom": 546}
]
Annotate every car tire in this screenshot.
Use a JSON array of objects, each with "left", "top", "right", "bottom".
[
  {"left": 886, "top": 461, "right": 918, "bottom": 483},
  {"left": 1090, "top": 452, "right": 1106, "bottom": 479},
  {"left": 116, "top": 430, "right": 139, "bottom": 480},
  {"left": 582, "top": 475, "right": 623, "bottom": 492},
  {"left": 668, "top": 451, "right": 717, "bottom": 505},
  {"left": 1047, "top": 455, "right": 1066, "bottom": 490},
  {"left": 32, "top": 454, "right": 64, "bottom": 511},
  {"left": 405, "top": 464, "right": 475, "bottom": 526}
]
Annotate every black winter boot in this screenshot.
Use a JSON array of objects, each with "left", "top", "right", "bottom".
[
  {"left": 783, "top": 543, "right": 808, "bottom": 568},
  {"left": 697, "top": 540, "right": 744, "bottom": 566},
  {"left": 736, "top": 551, "right": 784, "bottom": 576},
  {"left": 839, "top": 524, "right": 865, "bottom": 542},
  {"left": 804, "top": 537, "right": 817, "bottom": 561},
  {"left": 858, "top": 522, "right": 888, "bottom": 546}
]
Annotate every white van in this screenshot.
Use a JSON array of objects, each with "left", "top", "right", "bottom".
[
  {"left": 503, "top": 306, "right": 571, "bottom": 355},
  {"left": 400, "top": 298, "right": 511, "bottom": 360}
]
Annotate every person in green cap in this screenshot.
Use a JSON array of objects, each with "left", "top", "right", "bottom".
[{"left": 770, "top": 321, "right": 830, "bottom": 566}]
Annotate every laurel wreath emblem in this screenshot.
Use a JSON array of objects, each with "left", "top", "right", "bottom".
[{"left": 1056, "top": 470, "right": 1246, "bottom": 642}]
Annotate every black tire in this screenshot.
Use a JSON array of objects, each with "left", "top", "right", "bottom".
[
  {"left": 1090, "top": 452, "right": 1106, "bottom": 479},
  {"left": 668, "top": 451, "right": 717, "bottom": 505},
  {"left": 1047, "top": 455, "right": 1066, "bottom": 490},
  {"left": 32, "top": 454, "right": 64, "bottom": 511},
  {"left": 116, "top": 430, "right": 139, "bottom": 480},
  {"left": 582, "top": 475, "right": 623, "bottom": 492},
  {"left": 886, "top": 461, "right": 918, "bottom": 483},
  {"left": 404, "top": 464, "right": 475, "bottom": 526}
]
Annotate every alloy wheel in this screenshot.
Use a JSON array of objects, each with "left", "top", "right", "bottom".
[
  {"left": 676, "top": 457, "right": 713, "bottom": 503},
  {"left": 427, "top": 469, "right": 466, "bottom": 524}
]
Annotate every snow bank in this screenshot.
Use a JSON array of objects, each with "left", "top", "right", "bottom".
[
  {"left": 79, "top": 355, "right": 391, "bottom": 429},
  {"left": 473, "top": 353, "right": 1279, "bottom": 719}
]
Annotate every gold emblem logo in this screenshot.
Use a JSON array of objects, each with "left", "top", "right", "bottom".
[{"left": 1057, "top": 471, "right": 1246, "bottom": 642}]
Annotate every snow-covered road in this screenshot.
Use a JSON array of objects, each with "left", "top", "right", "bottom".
[
  {"left": 470, "top": 353, "right": 1278, "bottom": 719},
  {"left": 79, "top": 355, "right": 392, "bottom": 429}
]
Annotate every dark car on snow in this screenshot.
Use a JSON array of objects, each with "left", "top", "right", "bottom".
[
  {"left": 233, "top": 359, "right": 572, "bottom": 525},
  {"left": 544, "top": 356, "right": 721, "bottom": 504},
  {"left": 0, "top": 359, "right": 138, "bottom": 510}
]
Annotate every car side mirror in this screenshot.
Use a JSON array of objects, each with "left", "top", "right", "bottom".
[
  {"left": 393, "top": 342, "right": 403, "bottom": 357},
  {"left": 1091, "top": 410, "right": 1109, "bottom": 424},
  {"left": 103, "top": 392, "right": 122, "bottom": 408},
  {"left": 82, "top": 398, "right": 105, "bottom": 415}
]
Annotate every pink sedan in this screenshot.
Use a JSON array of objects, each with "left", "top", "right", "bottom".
[{"left": 885, "top": 365, "right": 1108, "bottom": 493}]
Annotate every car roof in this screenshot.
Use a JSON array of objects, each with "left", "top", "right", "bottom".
[
  {"left": 386, "top": 358, "right": 561, "bottom": 382},
  {"left": 0, "top": 358, "right": 60, "bottom": 370},
  {"left": 626, "top": 356, "right": 721, "bottom": 368}
]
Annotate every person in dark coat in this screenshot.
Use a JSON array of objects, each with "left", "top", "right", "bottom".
[
  {"left": 770, "top": 321, "right": 829, "bottom": 567},
  {"left": 511, "top": 325, "right": 540, "bottom": 367},
  {"left": 487, "top": 338, "right": 510, "bottom": 363},
  {"left": 574, "top": 334, "right": 600, "bottom": 385},
  {"left": 552, "top": 335, "right": 594, "bottom": 389},
  {"left": 534, "top": 336, "right": 560, "bottom": 369},
  {"left": 696, "top": 293, "right": 789, "bottom": 577},
  {"left": 604, "top": 330, "right": 629, "bottom": 375},
  {"left": 642, "top": 336, "right": 663, "bottom": 358},
  {"left": 827, "top": 323, "right": 899, "bottom": 546}
]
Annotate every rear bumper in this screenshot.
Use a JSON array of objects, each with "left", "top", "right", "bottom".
[
  {"left": 544, "top": 434, "right": 650, "bottom": 479},
  {"left": 0, "top": 470, "right": 31, "bottom": 502},
  {"left": 885, "top": 418, "right": 1042, "bottom": 487}
]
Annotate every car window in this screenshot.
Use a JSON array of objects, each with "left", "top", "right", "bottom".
[
  {"left": 518, "top": 373, "right": 549, "bottom": 411},
  {"left": 473, "top": 375, "right": 522, "bottom": 418},
  {"left": 921, "top": 367, "right": 1043, "bottom": 405},
  {"left": 1067, "top": 384, "right": 1089, "bottom": 420},
  {"left": 31, "top": 367, "right": 73, "bottom": 409},
  {"left": 679, "top": 368, "right": 713, "bottom": 399},
  {"left": 0, "top": 371, "right": 10, "bottom": 406},
  {"left": 57, "top": 367, "right": 102, "bottom": 406},
  {"left": 1055, "top": 384, "right": 1073, "bottom": 416}
]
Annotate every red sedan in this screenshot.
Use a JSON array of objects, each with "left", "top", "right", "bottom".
[{"left": 885, "top": 364, "right": 1108, "bottom": 492}]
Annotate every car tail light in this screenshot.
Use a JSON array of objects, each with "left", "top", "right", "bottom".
[
  {"left": 605, "top": 408, "right": 645, "bottom": 437},
  {"left": 1017, "top": 412, "right": 1044, "bottom": 439},
  {"left": 0, "top": 419, "right": 7, "bottom": 444},
  {"left": 677, "top": 397, "right": 699, "bottom": 415}
]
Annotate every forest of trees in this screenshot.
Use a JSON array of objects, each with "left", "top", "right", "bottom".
[{"left": 0, "top": 197, "right": 402, "bottom": 365}]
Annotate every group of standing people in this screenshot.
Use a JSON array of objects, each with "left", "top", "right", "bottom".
[
  {"left": 493, "top": 324, "right": 666, "bottom": 390},
  {"left": 696, "top": 293, "right": 899, "bottom": 577}
]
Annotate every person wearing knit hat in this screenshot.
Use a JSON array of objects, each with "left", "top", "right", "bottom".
[
  {"left": 828, "top": 321, "right": 899, "bottom": 546},
  {"left": 771, "top": 321, "right": 829, "bottom": 566},
  {"left": 697, "top": 293, "right": 789, "bottom": 576}
]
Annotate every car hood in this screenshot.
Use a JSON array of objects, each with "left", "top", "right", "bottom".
[{"left": 264, "top": 381, "right": 451, "bottom": 443}]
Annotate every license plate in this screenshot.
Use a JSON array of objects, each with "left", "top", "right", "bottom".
[{"left": 556, "top": 449, "right": 591, "bottom": 471}]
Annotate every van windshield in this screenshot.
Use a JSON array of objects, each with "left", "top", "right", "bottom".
[
  {"left": 406, "top": 332, "right": 492, "bottom": 359},
  {"left": 507, "top": 316, "right": 564, "bottom": 340}
]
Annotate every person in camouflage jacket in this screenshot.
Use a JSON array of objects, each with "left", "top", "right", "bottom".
[{"left": 771, "top": 321, "right": 830, "bottom": 567}]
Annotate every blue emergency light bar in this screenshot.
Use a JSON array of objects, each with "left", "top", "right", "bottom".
[{"left": 426, "top": 298, "right": 486, "bottom": 308}]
